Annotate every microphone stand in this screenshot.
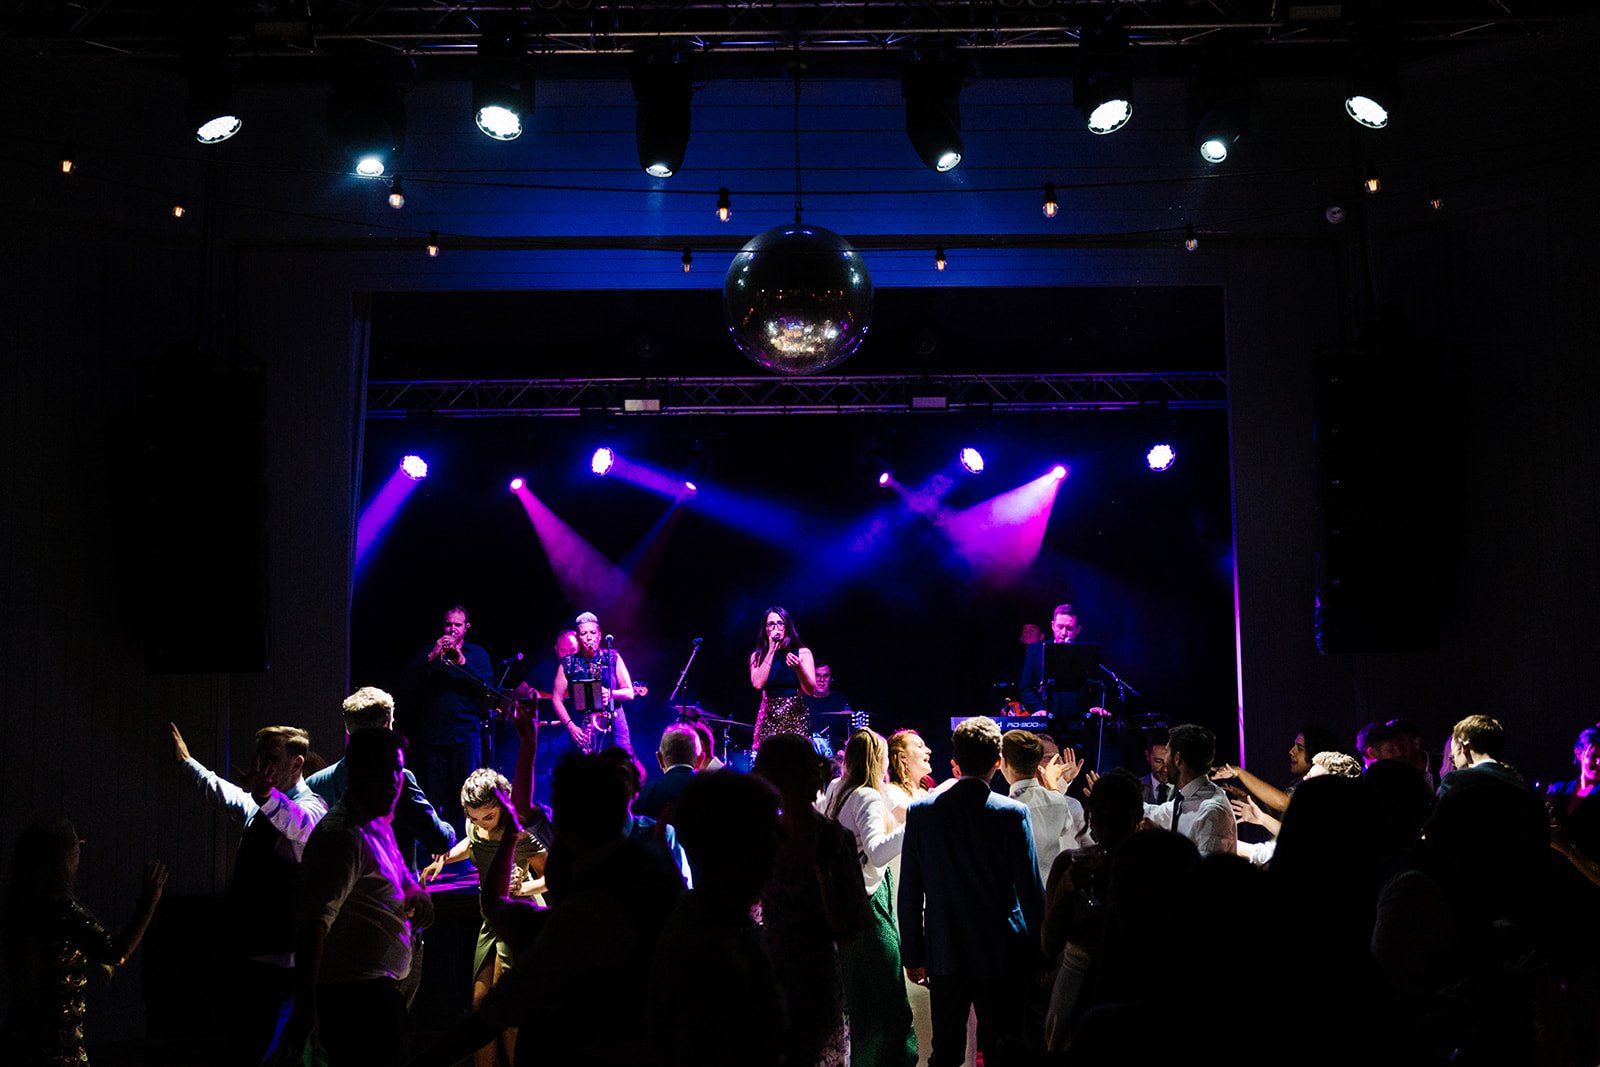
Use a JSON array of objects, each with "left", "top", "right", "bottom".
[
  {"left": 668, "top": 640, "right": 703, "bottom": 713},
  {"left": 1091, "top": 662, "right": 1142, "bottom": 775}
]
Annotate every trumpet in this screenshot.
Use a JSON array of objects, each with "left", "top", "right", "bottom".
[{"left": 440, "top": 643, "right": 464, "bottom": 666}]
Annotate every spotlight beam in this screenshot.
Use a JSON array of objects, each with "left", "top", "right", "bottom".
[
  {"left": 356, "top": 464, "right": 425, "bottom": 570},
  {"left": 941, "top": 470, "right": 1066, "bottom": 586},
  {"left": 511, "top": 484, "right": 644, "bottom": 618}
]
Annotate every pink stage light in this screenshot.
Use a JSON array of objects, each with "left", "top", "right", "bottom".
[
  {"left": 400, "top": 454, "right": 428, "bottom": 480},
  {"left": 684, "top": 481, "right": 698, "bottom": 494},
  {"left": 878, "top": 472, "right": 892, "bottom": 487},
  {"left": 591, "top": 447, "right": 616, "bottom": 476},
  {"left": 959, "top": 447, "right": 985, "bottom": 474},
  {"left": 1050, "top": 465, "right": 1068, "bottom": 480},
  {"left": 509, "top": 476, "right": 525, "bottom": 491}
]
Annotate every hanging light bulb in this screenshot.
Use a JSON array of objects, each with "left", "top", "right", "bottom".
[
  {"left": 60, "top": 145, "right": 76, "bottom": 174},
  {"left": 171, "top": 194, "right": 188, "bottom": 220},
  {"left": 934, "top": 246, "right": 947, "bottom": 271},
  {"left": 1362, "top": 163, "right": 1382, "bottom": 195},
  {"left": 387, "top": 177, "right": 406, "bottom": 209},
  {"left": 681, "top": 247, "right": 693, "bottom": 273},
  {"left": 716, "top": 187, "right": 731, "bottom": 222},
  {"left": 1184, "top": 224, "right": 1198, "bottom": 252},
  {"left": 426, "top": 231, "right": 441, "bottom": 258},
  {"left": 1042, "top": 183, "right": 1059, "bottom": 219},
  {"left": 1427, "top": 185, "right": 1444, "bottom": 211}
]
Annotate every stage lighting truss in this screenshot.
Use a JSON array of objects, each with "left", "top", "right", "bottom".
[
  {"left": 632, "top": 56, "right": 693, "bottom": 177},
  {"left": 367, "top": 372, "right": 1228, "bottom": 419}
]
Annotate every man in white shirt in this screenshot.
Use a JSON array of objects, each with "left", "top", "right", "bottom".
[
  {"left": 1000, "top": 730, "right": 1088, "bottom": 885},
  {"left": 282, "top": 728, "right": 434, "bottom": 1067},
  {"left": 170, "top": 721, "right": 327, "bottom": 1067},
  {"left": 1142, "top": 723, "right": 1237, "bottom": 857}
]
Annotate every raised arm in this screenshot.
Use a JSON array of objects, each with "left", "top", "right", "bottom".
[
  {"left": 171, "top": 722, "right": 258, "bottom": 821},
  {"left": 1212, "top": 762, "right": 1290, "bottom": 815},
  {"left": 749, "top": 646, "right": 775, "bottom": 690},
  {"left": 108, "top": 861, "right": 169, "bottom": 965}
]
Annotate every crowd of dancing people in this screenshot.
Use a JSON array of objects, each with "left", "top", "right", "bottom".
[{"left": 7, "top": 610, "right": 1600, "bottom": 1067}]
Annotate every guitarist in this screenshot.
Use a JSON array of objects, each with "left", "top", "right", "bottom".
[{"left": 551, "top": 612, "right": 642, "bottom": 755}]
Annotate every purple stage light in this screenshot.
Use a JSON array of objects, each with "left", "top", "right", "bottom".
[
  {"left": 1146, "top": 444, "right": 1176, "bottom": 472},
  {"left": 509, "top": 476, "right": 525, "bottom": 491},
  {"left": 878, "top": 472, "right": 892, "bottom": 487},
  {"left": 684, "top": 481, "right": 698, "bottom": 494},
  {"left": 591, "top": 447, "right": 616, "bottom": 476},
  {"left": 400, "top": 455, "right": 428, "bottom": 480},
  {"left": 959, "top": 447, "right": 985, "bottom": 474},
  {"left": 1050, "top": 465, "right": 1068, "bottom": 480}
]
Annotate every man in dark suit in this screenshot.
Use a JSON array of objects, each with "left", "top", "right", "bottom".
[
  {"left": 899, "top": 715, "right": 1045, "bottom": 1067},
  {"left": 636, "top": 723, "right": 701, "bottom": 824}
]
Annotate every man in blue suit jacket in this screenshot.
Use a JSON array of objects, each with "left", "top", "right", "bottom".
[
  {"left": 635, "top": 723, "right": 701, "bottom": 824},
  {"left": 899, "top": 715, "right": 1045, "bottom": 1067}
]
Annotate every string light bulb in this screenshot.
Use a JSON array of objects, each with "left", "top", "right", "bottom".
[
  {"left": 387, "top": 177, "right": 406, "bottom": 209},
  {"left": 1184, "top": 224, "right": 1198, "bottom": 252},
  {"left": 1362, "top": 163, "right": 1382, "bottom": 195},
  {"left": 60, "top": 145, "right": 75, "bottom": 175},
  {"left": 171, "top": 194, "right": 188, "bottom": 220},
  {"left": 681, "top": 247, "right": 693, "bottom": 273},
  {"left": 934, "top": 246, "right": 947, "bottom": 271},
  {"left": 716, "top": 187, "right": 731, "bottom": 222},
  {"left": 426, "top": 231, "right": 441, "bottom": 258},
  {"left": 1428, "top": 185, "right": 1444, "bottom": 211},
  {"left": 1042, "top": 182, "right": 1059, "bottom": 219}
]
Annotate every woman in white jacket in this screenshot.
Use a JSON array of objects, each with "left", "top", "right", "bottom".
[{"left": 826, "top": 729, "right": 919, "bottom": 1067}]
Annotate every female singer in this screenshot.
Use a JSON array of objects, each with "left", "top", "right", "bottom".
[
  {"left": 827, "top": 730, "right": 918, "bottom": 1067},
  {"left": 750, "top": 606, "right": 818, "bottom": 750}
]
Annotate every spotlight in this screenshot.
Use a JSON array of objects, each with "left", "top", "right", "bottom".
[
  {"left": 934, "top": 246, "right": 947, "bottom": 271},
  {"left": 1191, "top": 73, "right": 1249, "bottom": 165},
  {"left": 400, "top": 455, "right": 429, "bottom": 480},
  {"left": 1184, "top": 224, "right": 1198, "bottom": 252},
  {"left": 878, "top": 472, "right": 892, "bottom": 487},
  {"left": 474, "top": 24, "right": 533, "bottom": 140},
  {"left": 681, "top": 247, "right": 693, "bottom": 273},
  {"left": 716, "top": 188, "right": 732, "bottom": 222},
  {"left": 187, "top": 60, "right": 242, "bottom": 145},
  {"left": 631, "top": 55, "right": 693, "bottom": 177},
  {"left": 1344, "top": 25, "right": 1400, "bottom": 130},
  {"left": 902, "top": 55, "right": 966, "bottom": 172},
  {"left": 1075, "top": 28, "right": 1133, "bottom": 135},
  {"left": 387, "top": 177, "right": 406, "bottom": 209},
  {"left": 509, "top": 476, "right": 525, "bottom": 491},
  {"left": 684, "top": 481, "right": 698, "bottom": 494},
  {"left": 328, "top": 80, "right": 405, "bottom": 177},
  {"left": 1146, "top": 444, "right": 1176, "bottom": 472},
  {"left": 1050, "top": 465, "right": 1068, "bottom": 480},
  {"left": 591, "top": 447, "right": 616, "bottom": 476},
  {"left": 1042, "top": 183, "right": 1059, "bottom": 219},
  {"left": 959, "top": 447, "right": 985, "bottom": 474}
]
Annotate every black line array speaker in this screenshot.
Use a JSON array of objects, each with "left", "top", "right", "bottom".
[
  {"left": 1314, "top": 318, "right": 1445, "bottom": 654},
  {"left": 140, "top": 356, "right": 271, "bottom": 673}
]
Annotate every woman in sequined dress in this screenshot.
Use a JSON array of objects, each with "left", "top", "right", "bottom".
[
  {"left": 749, "top": 605, "right": 819, "bottom": 750},
  {"left": 1, "top": 817, "right": 167, "bottom": 1067}
]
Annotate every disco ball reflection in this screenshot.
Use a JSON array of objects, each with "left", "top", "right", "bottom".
[{"left": 723, "top": 223, "right": 873, "bottom": 375}]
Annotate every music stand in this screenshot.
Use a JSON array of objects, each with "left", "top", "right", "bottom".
[
  {"left": 1041, "top": 642, "right": 1102, "bottom": 690},
  {"left": 569, "top": 679, "right": 606, "bottom": 713}
]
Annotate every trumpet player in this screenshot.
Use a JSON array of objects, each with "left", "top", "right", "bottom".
[{"left": 402, "top": 604, "right": 493, "bottom": 832}]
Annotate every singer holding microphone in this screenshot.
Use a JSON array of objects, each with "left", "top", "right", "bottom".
[
  {"left": 750, "top": 605, "right": 819, "bottom": 750},
  {"left": 551, "top": 612, "right": 637, "bottom": 755},
  {"left": 401, "top": 604, "right": 493, "bottom": 832}
]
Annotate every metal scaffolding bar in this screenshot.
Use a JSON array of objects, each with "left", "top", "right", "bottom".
[{"left": 366, "top": 372, "right": 1228, "bottom": 418}]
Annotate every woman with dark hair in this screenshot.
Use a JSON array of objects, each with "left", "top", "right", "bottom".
[
  {"left": 1211, "top": 724, "right": 1344, "bottom": 816},
  {"left": 2, "top": 817, "right": 167, "bottom": 1066},
  {"left": 749, "top": 606, "right": 818, "bottom": 750}
]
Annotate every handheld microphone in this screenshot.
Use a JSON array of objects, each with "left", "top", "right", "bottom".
[{"left": 499, "top": 652, "right": 525, "bottom": 665}]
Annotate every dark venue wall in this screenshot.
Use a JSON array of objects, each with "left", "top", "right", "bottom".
[{"left": 1, "top": 11, "right": 1598, "bottom": 1042}]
